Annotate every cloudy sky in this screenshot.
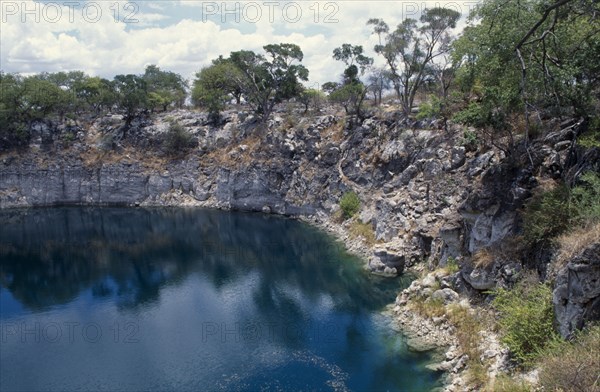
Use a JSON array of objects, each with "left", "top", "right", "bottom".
[{"left": 1, "top": 0, "right": 481, "bottom": 86}]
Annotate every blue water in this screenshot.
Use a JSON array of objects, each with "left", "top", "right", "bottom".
[{"left": 0, "top": 207, "right": 441, "bottom": 391}]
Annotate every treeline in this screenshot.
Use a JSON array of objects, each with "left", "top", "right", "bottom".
[
  {"left": 0, "top": 65, "right": 186, "bottom": 147},
  {"left": 1, "top": 0, "right": 599, "bottom": 150}
]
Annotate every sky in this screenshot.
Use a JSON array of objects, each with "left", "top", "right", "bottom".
[{"left": 0, "top": 0, "right": 481, "bottom": 86}]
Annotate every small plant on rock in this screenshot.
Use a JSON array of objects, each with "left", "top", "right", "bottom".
[{"left": 339, "top": 191, "right": 360, "bottom": 220}]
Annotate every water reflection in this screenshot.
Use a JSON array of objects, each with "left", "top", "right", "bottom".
[
  {"left": 0, "top": 208, "right": 404, "bottom": 315},
  {"left": 0, "top": 208, "right": 439, "bottom": 391}
]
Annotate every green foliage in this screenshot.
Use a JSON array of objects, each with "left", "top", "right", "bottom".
[
  {"left": 329, "top": 82, "right": 368, "bottom": 117},
  {"left": 445, "top": 256, "right": 459, "bottom": 274},
  {"left": 77, "top": 76, "right": 116, "bottom": 113},
  {"left": 298, "top": 88, "right": 325, "bottom": 113},
  {"left": 113, "top": 74, "right": 148, "bottom": 121},
  {"left": 524, "top": 172, "right": 600, "bottom": 245},
  {"left": 538, "top": 325, "right": 600, "bottom": 392},
  {"left": 578, "top": 117, "right": 600, "bottom": 148},
  {"left": 192, "top": 61, "right": 242, "bottom": 123},
  {"left": 339, "top": 191, "right": 360, "bottom": 219},
  {"left": 570, "top": 172, "right": 600, "bottom": 225},
  {"left": 228, "top": 43, "right": 309, "bottom": 122},
  {"left": 367, "top": 7, "right": 461, "bottom": 116},
  {"left": 460, "top": 129, "right": 478, "bottom": 149},
  {"left": 162, "top": 122, "right": 195, "bottom": 156},
  {"left": 416, "top": 95, "right": 442, "bottom": 120},
  {"left": 453, "top": 0, "right": 600, "bottom": 131},
  {"left": 492, "top": 280, "right": 558, "bottom": 365},
  {"left": 143, "top": 65, "right": 187, "bottom": 111},
  {"left": 332, "top": 44, "right": 373, "bottom": 76},
  {"left": 524, "top": 185, "right": 572, "bottom": 244}
]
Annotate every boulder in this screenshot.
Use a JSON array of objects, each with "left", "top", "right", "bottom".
[
  {"left": 462, "top": 267, "right": 496, "bottom": 291},
  {"left": 553, "top": 243, "right": 600, "bottom": 338},
  {"left": 432, "top": 288, "right": 459, "bottom": 304},
  {"left": 368, "top": 249, "right": 405, "bottom": 275}
]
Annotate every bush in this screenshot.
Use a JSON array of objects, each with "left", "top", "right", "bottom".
[
  {"left": 163, "top": 122, "right": 195, "bottom": 155},
  {"left": 339, "top": 191, "right": 360, "bottom": 219},
  {"left": 416, "top": 96, "right": 442, "bottom": 120},
  {"left": 538, "top": 325, "right": 600, "bottom": 392},
  {"left": 523, "top": 185, "right": 573, "bottom": 245},
  {"left": 523, "top": 172, "right": 600, "bottom": 245},
  {"left": 570, "top": 171, "right": 600, "bottom": 225},
  {"left": 492, "top": 279, "right": 558, "bottom": 365}
]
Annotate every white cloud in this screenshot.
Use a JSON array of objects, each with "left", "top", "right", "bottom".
[{"left": 0, "top": 0, "right": 480, "bottom": 84}]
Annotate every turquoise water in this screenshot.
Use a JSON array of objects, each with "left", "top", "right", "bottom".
[{"left": 0, "top": 207, "right": 441, "bottom": 391}]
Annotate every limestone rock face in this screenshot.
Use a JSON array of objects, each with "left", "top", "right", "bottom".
[
  {"left": 368, "top": 249, "right": 405, "bottom": 276},
  {"left": 553, "top": 244, "right": 600, "bottom": 338}
]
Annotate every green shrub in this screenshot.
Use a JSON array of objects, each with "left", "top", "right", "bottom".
[
  {"left": 570, "top": 171, "right": 600, "bottom": 225},
  {"left": 163, "top": 122, "right": 194, "bottom": 155},
  {"left": 523, "top": 185, "right": 572, "bottom": 245},
  {"left": 492, "top": 279, "right": 558, "bottom": 365},
  {"left": 523, "top": 172, "right": 600, "bottom": 245},
  {"left": 339, "top": 191, "right": 360, "bottom": 219},
  {"left": 445, "top": 256, "right": 460, "bottom": 274},
  {"left": 416, "top": 96, "right": 442, "bottom": 120},
  {"left": 538, "top": 325, "right": 600, "bottom": 392},
  {"left": 578, "top": 117, "right": 600, "bottom": 148}
]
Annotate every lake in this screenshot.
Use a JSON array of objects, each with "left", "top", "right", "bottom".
[{"left": 0, "top": 207, "right": 441, "bottom": 391}]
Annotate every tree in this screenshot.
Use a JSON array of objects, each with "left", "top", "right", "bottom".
[
  {"left": 368, "top": 7, "right": 461, "bottom": 116},
  {"left": 329, "top": 83, "right": 368, "bottom": 119},
  {"left": 367, "top": 67, "right": 392, "bottom": 106},
  {"left": 21, "top": 75, "right": 72, "bottom": 121},
  {"left": 113, "top": 74, "right": 148, "bottom": 127},
  {"left": 143, "top": 65, "right": 187, "bottom": 112},
  {"left": 452, "top": 0, "right": 600, "bottom": 154},
  {"left": 229, "top": 43, "right": 309, "bottom": 123},
  {"left": 298, "top": 87, "right": 325, "bottom": 113},
  {"left": 328, "top": 44, "right": 373, "bottom": 119},
  {"left": 77, "top": 77, "right": 116, "bottom": 114},
  {"left": 332, "top": 44, "right": 373, "bottom": 76},
  {"left": 192, "top": 60, "right": 243, "bottom": 124},
  {"left": 321, "top": 81, "right": 340, "bottom": 95},
  {"left": 0, "top": 73, "right": 28, "bottom": 148}
]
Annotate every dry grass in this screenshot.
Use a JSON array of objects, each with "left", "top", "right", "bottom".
[
  {"left": 446, "top": 303, "right": 490, "bottom": 388},
  {"left": 473, "top": 247, "right": 495, "bottom": 268},
  {"left": 81, "top": 147, "right": 168, "bottom": 171},
  {"left": 324, "top": 116, "right": 346, "bottom": 143},
  {"left": 538, "top": 326, "right": 600, "bottom": 392},
  {"left": 348, "top": 220, "right": 377, "bottom": 246},
  {"left": 491, "top": 375, "right": 532, "bottom": 392},
  {"left": 410, "top": 296, "right": 446, "bottom": 318},
  {"left": 554, "top": 222, "right": 600, "bottom": 268},
  {"left": 472, "top": 236, "right": 526, "bottom": 269}
]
